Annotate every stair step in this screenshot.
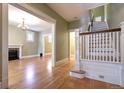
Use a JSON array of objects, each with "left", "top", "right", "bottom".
[
  {"left": 70, "top": 70, "right": 86, "bottom": 79},
  {"left": 91, "top": 21, "right": 109, "bottom": 31},
  {"left": 71, "top": 70, "right": 86, "bottom": 74}
]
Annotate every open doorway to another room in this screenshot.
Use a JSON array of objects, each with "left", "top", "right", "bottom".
[
  {"left": 43, "top": 34, "right": 52, "bottom": 57},
  {"left": 8, "top": 4, "right": 56, "bottom": 88},
  {"left": 69, "top": 31, "right": 76, "bottom": 60}
]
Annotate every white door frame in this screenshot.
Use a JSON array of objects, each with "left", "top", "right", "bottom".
[{"left": 1, "top": 3, "right": 56, "bottom": 88}]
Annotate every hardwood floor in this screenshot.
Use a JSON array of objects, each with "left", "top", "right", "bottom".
[{"left": 8, "top": 56, "right": 123, "bottom": 89}]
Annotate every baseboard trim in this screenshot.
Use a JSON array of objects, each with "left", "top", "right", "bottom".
[
  {"left": 21, "top": 54, "right": 39, "bottom": 59},
  {"left": 56, "top": 58, "right": 69, "bottom": 66}
]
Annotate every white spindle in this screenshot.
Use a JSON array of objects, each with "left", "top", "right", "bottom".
[
  {"left": 112, "top": 32, "right": 115, "bottom": 62},
  {"left": 90, "top": 34, "right": 93, "bottom": 60},
  {"left": 88, "top": 35, "right": 90, "bottom": 60},
  {"left": 80, "top": 36, "right": 82, "bottom": 59},
  {"left": 102, "top": 33, "right": 105, "bottom": 61},
  {"left": 93, "top": 34, "right": 95, "bottom": 60},
  {"left": 105, "top": 33, "right": 108, "bottom": 61},
  {"left": 100, "top": 33, "right": 102, "bottom": 61},
  {"left": 87, "top": 35, "right": 89, "bottom": 60},
  {"left": 118, "top": 31, "right": 120, "bottom": 62},
  {"left": 82, "top": 35, "right": 84, "bottom": 60},
  {"left": 116, "top": 32, "right": 119, "bottom": 62},
  {"left": 98, "top": 33, "right": 100, "bottom": 61},
  {"left": 96, "top": 34, "right": 98, "bottom": 61},
  {"left": 95, "top": 34, "right": 96, "bottom": 60},
  {"left": 109, "top": 32, "right": 112, "bottom": 62}
]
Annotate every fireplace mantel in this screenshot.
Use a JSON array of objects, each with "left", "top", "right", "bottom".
[
  {"left": 8, "top": 44, "right": 23, "bottom": 59},
  {"left": 9, "top": 44, "right": 23, "bottom": 48}
]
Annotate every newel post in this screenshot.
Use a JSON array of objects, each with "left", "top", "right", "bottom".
[
  {"left": 75, "top": 29, "right": 80, "bottom": 70},
  {"left": 120, "top": 22, "right": 124, "bottom": 87}
]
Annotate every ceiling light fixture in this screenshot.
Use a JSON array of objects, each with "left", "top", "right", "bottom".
[{"left": 17, "top": 18, "right": 29, "bottom": 30}]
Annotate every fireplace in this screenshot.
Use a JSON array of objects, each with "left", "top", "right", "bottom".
[
  {"left": 9, "top": 48, "right": 19, "bottom": 60},
  {"left": 8, "top": 44, "right": 23, "bottom": 61}
]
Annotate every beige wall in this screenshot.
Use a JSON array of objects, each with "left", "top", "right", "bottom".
[
  {"left": 107, "top": 3, "right": 124, "bottom": 28},
  {"left": 28, "top": 4, "right": 69, "bottom": 62},
  {"left": 70, "top": 32, "right": 75, "bottom": 56},
  {"left": 44, "top": 36, "right": 52, "bottom": 54},
  {"left": 8, "top": 25, "right": 39, "bottom": 56}
]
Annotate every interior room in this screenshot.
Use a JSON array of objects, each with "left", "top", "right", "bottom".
[
  {"left": 1, "top": 3, "right": 124, "bottom": 89},
  {"left": 8, "top": 4, "right": 54, "bottom": 88}
]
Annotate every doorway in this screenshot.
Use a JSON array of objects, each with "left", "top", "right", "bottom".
[
  {"left": 8, "top": 4, "right": 56, "bottom": 66},
  {"left": 1, "top": 3, "right": 56, "bottom": 88},
  {"left": 43, "top": 34, "right": 52, "bottom": 56},
  {"left": 69, "top": 31, "right": 76, "bottom": 60}
]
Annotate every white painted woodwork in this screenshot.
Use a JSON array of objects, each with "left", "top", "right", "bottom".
[
  {"left": 8, "top": 44, "right": 23, "bottom": 59},
  {"left": 120, "top": 22, "right": 124, "bottom": 87},
  {"left": 75, "top": 29, "right": 80, "bottom": 66},
  {"left": 78, "top": 22, "right": 122, "bottom": 86},
  {"left": 80, "top": 30, "right": 121, "bottom": 63}
]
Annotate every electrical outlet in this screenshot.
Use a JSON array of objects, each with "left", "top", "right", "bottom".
[{"left": 99, "top": 75, "right": 104, "bottom": 79}]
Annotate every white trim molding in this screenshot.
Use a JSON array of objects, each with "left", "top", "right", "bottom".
[
  {"left": 21, "top": 54, "right": 39, "bottom": 59},
  {"left": 79, "top": 61, "right": 122, "bottom": 85},
  {"left": 120, "top": 21, "right": 124, "bottom": 87},
  {"left": 11, "top": 4, "right": 56, "bottom": 23},
  {"left": 8, "top": 44, "right": 23, "bottom": 59}
]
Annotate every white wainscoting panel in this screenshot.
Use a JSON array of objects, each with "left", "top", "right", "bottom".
[{"left": 80, "top": 61, "right": 122, "bottom": 85}]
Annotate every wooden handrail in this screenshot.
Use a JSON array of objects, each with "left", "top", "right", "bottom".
[{"left": 80, "top": 28, "right": 121, "bottom": 35}]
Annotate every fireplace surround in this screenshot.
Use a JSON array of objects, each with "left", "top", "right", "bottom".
[{"left": 8, "top": 44, "right": 23, "bottom": 60}]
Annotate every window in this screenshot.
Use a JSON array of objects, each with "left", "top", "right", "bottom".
[{"left": 26, "top": 31, "right": 34, "bottom": 42}]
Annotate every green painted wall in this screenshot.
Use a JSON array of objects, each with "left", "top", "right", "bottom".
[
  {"left": 107, "top": 3, "right": 124, "bottom": 28},
  {"left": 68, "top": 20, "right": 82, "bottom": 29},
  {"left": 90, "top": 3, "right": 124, "bottom": 29},
  {"left": 91, "top": 5, "right": 105, "bottom": 21},
  {"left": 8, "top": 25, "right": 39, "bottom": 57},
  {"left": 68, "top": 6, "right": 105, "bottom": 30},
  {"left": 28, "top": 4, "right": 69, "bottom": 62}
]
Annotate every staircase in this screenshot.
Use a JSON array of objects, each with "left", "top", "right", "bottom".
[
  {"left": 70, "top": 21, "right": 111, "bottom": 79},
  {"left": 91, "top": 21, "right": 109, "bottom": 31}
]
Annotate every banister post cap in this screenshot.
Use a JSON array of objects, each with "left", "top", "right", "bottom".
[{"left": 120, "top": 22, "right": 124, "bottom": 27}]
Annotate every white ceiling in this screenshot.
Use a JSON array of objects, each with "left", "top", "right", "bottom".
[
  {"left": 9, "top": 5, "right": 52, "bottom": 32},
  {"left": 47, "top": 3, "right": 106, "bottom": 22}
]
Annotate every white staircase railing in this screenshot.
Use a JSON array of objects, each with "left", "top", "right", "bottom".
[{"left": 79, "top": 28, "right": 121, "bottom": 63}]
